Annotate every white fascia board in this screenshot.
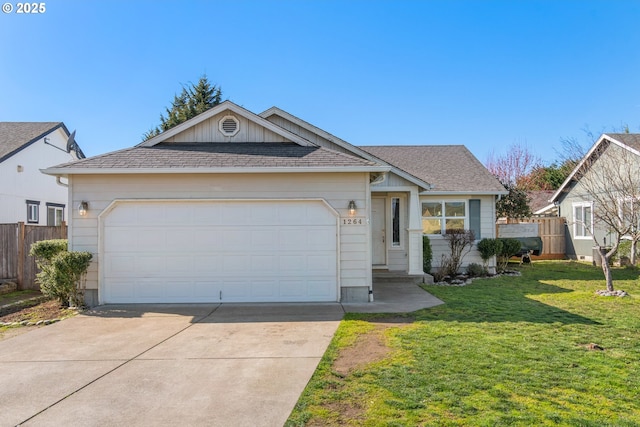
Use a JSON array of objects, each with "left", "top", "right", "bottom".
[
  {"left": 41, "top": 165, "right": 391, "bottom": 176},
  {"left": 260, "top": 107, "right": 433, "bottom": 190},
  {"left": 533, "top": 204, "right": 556, "bottom": 215},
  {"left": 137, "top": 101, "right": 317, "bottom": 148}
]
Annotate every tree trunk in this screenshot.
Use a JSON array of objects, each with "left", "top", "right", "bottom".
[
  {"left": 600, "top": 247, "right": 614, "bottom": 292},
  {"left": 631, "top": 239, "right": 638, "bottom": 266}
]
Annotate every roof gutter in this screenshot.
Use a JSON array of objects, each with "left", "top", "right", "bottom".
[{"left": 41, "top": 165, "right": 392, "bottom": 177}]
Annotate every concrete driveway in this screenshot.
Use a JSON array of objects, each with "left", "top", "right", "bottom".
[{"left": 0, "top": 303, "right": 343, "bottom": 427}]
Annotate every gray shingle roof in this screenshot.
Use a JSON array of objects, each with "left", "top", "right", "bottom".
[
  {"left": 0, "top": 122, "right": 62, "bottom": 162},
  {"left": 606, "top": 133, "right": 640, "bottom": 151},
  {"left": 50, "top": 142, "right": 380, "bottom": 170},
  {"left": 360, "top": 145, "right": 506, "bottom": 193}
]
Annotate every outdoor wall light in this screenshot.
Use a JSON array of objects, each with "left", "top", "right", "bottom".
[
  {"left": 78, "top": 201, "right": 88, "bottom": 216},
  {"left": 348, "top": 200, "right": 357, "bottom": 216}
]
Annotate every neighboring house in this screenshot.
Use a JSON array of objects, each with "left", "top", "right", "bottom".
[
  {"left": 0, "top": 122, "right": 85, "bottom": 225},
  {"left": 43, "top": 101, "right": 506, "bottom": 306},
  {"left": 529, "top": 190, "right": 558, "bottom": 216},
  {"left": 550, "top": 133, "right": 640, "bottom": 261}
]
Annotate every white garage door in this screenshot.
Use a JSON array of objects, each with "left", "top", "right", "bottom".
[{"left": 102, "top": 200, "right": 338, "bottom": 303}]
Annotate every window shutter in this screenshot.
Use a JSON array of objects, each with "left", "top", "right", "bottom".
[{"left": 469, "top": 199, "right": 481, "bottom": 239}]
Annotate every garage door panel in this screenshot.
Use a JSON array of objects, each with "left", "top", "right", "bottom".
[
  {"left": 220, "top": 280, "right": 251, "bottom": 299},
  {"left": 309, "top": 229, "right": 336, "bottom": 248},
  {"left": 136, "top": 279, "right": 165, "bottom": 298},
  {"left": 192, "top": 204, "right": 221, "bottom": 224},
  {"left": 222, "top": 254, "right": 249, "bottom": 272},
  {"left": 280, "top": 255, "right": 306, "bottom": 271},
  {"left": 221, "top": 205, "right": 249, "bottom": 223},
  {"left": 279, "top": 280, "right": 306, "bottom": 297},
  {"left": 103, "top": 200, "right": 338, "bottom": 303},
  {"left": 251, "top": 255, "right": 277, "bottom": 271},
  {"left": 309, "top": 280, "right": 334, "bottom": 297},
  {"left": 250, "top": 204, "right": 278, "bottom": 225},
  {"left": 165, "top": 281, "right": 194, "bottom": 298},
  {"left": 251, "top": 280, "right": 277, "bottom": 297},
  {"left": 137, "top": 256, "right": 165, "bottom": 275},
  {"left": 251, "top": 229, "right": 277, "bottom": 248},
  {"left": 193, "top": 256, "right": 220, "bottom": 273},
  {"left": 136, "top": 229, "right": 165, "bottom": 250},
  {"left": 138, "top": 205, "right": 165, "bottom": 223},
  {"left": 194, "top": 281, "right": 220, "bottom": 298},
  {"left": 223, "top": 229, "right": 251, "bottom": 250},
  {"left": 107, "top": 256, "right": 135, "bottom": 276},
  {"left": 308, "top": 255, "right": 334, "bottom": 272},
  {"left": 165, "top": 229, "right": 194, "bottom": 251},
  {"left": 165, "top": 256, "right": 193, "bottom": 273}
]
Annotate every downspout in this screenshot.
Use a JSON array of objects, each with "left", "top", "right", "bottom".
[{"left": 56, "top": 177, "right": 68, "bottom": 187}]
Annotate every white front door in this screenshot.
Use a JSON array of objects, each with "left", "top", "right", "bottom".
[{"left": 371, "top": 197, "right": 386, "bottom": 265}]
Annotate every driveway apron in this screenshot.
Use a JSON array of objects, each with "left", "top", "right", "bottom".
[{"left": 0, "top": 303, "right": 343, "bottom": 427}]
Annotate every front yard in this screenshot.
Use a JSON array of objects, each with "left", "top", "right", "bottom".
[{"left": 287, "top": 261, "right": 640, "bottom": 426}]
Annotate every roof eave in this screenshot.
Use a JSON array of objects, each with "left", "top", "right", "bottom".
[
  {"left": 419, "top": 190, "right": 508, "bottom": 196},
  {"left": 259, "top": 108, "right": 433, "bottom": 190},
  {"left": 137, "top": 101, "right": 318, "bottom": 149},
  {"left": 551, "top": 133, "right": 640, "bottom": 203},
  {"left": 0, "top": 122, "right": 66, "bottom": 164},
  {"left": 41, "top": 165, "right": 391, "bottom": 176}
]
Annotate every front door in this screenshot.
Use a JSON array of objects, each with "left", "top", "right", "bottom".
[{"left": 371, "top": 197, "right": 386, "bottom": 265}]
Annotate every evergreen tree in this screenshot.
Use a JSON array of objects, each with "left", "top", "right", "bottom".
[{"left": 143, "top": 75, "right": 223, "bottom": 141}]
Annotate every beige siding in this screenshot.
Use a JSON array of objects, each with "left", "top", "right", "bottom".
[
  {"left": 371, "top": 171, "right": 415, "bottom": 189},
  {"left": 421, "top": 194, "right": 497, "bottom": 270},
  {"left": 165, "top": 111, "right": 290, "bottom": 143},
  {"left": 69, "top": 173, "right": 370, "bottom": 293}
]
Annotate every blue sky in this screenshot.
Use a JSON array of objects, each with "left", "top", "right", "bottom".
[{"left": 1, "top": 0, "right": 639, "bottom": 163}]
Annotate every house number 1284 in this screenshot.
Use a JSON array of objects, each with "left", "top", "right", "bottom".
[{"left": 342, "top": 218, "right": 363, "bottom": 225}]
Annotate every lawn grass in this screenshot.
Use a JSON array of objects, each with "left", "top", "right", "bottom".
[{"left": 286, "top": 261, "right": 640, "bottom": 426}]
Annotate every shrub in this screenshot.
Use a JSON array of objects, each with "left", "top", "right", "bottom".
[
  {"left": 496, "top": 238, "right": 522, "bottom": 272},
  {"left": 477, "top": 238, "right": 502, "bottom": 267},
  {"left": 30, "top": 239, "right": 92, "bottom": 307},
  {"left": 29, "top": 239, "right": 68, "bottom": 263},
  {"left": 616, "top": 240, "right": 639, "bottom": 265},
  {"left": 441, "top": 229, "right": 475, "bottom": 276},
  {"left": 423, "top": 235, "right": 432, "bottom": 273},
  {"left": 466, "top": 262, "right": 487, "bottom": 277}
]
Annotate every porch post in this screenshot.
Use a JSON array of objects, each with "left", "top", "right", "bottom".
[{"left": 407, "top": 188, "right": 424, "bottom": 275}]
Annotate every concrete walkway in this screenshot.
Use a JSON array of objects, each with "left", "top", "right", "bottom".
[{"left": 0, "top": 283, "right": 441, "bottom": 427}]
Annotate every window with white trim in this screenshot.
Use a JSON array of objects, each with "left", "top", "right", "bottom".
[
  {"left": 26, "top": 200, "right": 39, "bottom": 224},
  {"left": 46, "top": 203, "right": 65, "bottom": 226},
  {"left": 573, "top": 202, "right": 593, "bottom": 239},
  {"left": 422, "top": 200, "right": 467, "bottom": 235}
]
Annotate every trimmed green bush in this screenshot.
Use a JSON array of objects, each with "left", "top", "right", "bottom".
[
  {"left": 423, "top": 235, "right": 432, "bottom": 273},
  {"left": 466, "top": 262, "right": 487, "bottom": 277},
  {"left": 29, "top": 239, "right": 68, "bottom": 263},
  {"left": 477, "top": 238, "right": 502, "bottom": 267},
  {"left": 30, "top": 239, "right": 92, "bottom": 307},
  {"left": 496, "top": 238, "right": 522, "bottom": 272}
]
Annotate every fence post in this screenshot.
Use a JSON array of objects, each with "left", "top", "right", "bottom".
[{"left": 17, "top": 222, "right": 25, "bottom": 290}]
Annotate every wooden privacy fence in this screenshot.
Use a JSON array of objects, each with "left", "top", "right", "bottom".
[
  {"left": 521, "top": 217, "right": 566, "bottom": 260},
  {"left": 0, "top": 222, "right": 68, "bottom": 290}
]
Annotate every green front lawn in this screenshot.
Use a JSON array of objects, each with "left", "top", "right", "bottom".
[{"left": 287, "top": 261, "right": 640, "bottom": 426}]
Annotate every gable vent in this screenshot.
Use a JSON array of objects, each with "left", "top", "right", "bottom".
[{"left": 219, "top": 115, "right": 240, "bottom": 137}]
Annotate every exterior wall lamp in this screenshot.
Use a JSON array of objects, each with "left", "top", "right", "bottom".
[
  {"left": 78, "top": 201, "right": 88, "bottom": 216},
  {"left": 348, "top": 200, "right": 357, "bottom": 216}
]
